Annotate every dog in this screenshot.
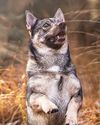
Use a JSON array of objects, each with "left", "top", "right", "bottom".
[{"left": 25, "top": 8, "right": 82, "bottom": 125}]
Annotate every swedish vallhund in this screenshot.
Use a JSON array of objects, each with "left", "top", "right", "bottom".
[{"left": 25, "top": 8, "right": 82, "bottom": 125}]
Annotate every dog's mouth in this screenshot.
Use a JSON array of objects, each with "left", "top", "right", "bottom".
[{"left": 46, "top": 31, "right": 65, "bottom": 45}]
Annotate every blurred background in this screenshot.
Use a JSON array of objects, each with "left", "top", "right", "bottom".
[{"left": 0, "top": 0, "right": 100, "bottom": 125}]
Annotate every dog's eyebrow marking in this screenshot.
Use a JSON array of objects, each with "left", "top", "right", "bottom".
[{"left": 48, "top": 18, "right": 54, "bottom": 23}]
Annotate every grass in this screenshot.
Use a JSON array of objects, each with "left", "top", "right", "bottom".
[
  {"left": 0, "top": 65, "right": 26, "bottom": 125},
  {"left": 0, "top": 63, "right": 100, "bottom": 125}
]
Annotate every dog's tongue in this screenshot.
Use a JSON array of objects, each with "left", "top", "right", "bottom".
[{"left": 59, "top": 38, "right": 65, "bottom": 42}]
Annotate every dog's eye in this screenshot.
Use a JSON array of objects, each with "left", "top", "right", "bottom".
[
  {"left": 42, "top": 23, "right": 51, "bottom": 31},
  {"left": 43, "top": 23, "right": 50, "bottom": 28}
]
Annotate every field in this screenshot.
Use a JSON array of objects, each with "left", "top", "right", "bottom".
[
  {"left": 0, "top": 0, "right": 100, "bottom": 124},
  {"left": 0, "top": 46, "right": 100, "bottom": 125}
]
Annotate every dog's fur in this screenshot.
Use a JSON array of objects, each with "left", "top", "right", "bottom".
[{"left": 25, "top": 8, "right": 82, "bottom": 125}]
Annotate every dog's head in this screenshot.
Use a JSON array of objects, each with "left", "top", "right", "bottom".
[{"left": 25, "top": 8, "right": 67, "bottom": 51}]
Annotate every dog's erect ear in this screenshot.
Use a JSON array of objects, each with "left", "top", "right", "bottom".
[
  {"left": 25, "top": 10, "right": 37, "bottom": 30},
  {"left": 54, "top": 8, "right": 65, "bottom": 22}
]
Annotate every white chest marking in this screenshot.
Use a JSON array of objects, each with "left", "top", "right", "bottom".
[{"left": 47, "top": 65, "right": 60, "bottom": 72}]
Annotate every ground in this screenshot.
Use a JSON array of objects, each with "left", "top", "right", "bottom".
[{"left": 0, "top": 65, "right": 100, "bottom": 125}]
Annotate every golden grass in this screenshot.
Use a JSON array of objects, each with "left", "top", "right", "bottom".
[
  {"left": 0, "top": 65, "right": 26, "bottom": 125},
  {"left": 0, "top": 65, "right": 100, "bottom": 125}
]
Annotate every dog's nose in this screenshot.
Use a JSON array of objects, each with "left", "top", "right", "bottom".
[{"left": 59, "top": 23, "right": 66, "bottom": 29}]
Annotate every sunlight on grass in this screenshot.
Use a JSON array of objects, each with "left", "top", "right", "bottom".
[{"left": 0, "top": 64, "right": 100, "bottom": 125}]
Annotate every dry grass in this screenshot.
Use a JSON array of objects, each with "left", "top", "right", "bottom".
[
  {"left": 0, "top": 64, "right": 100, "bottom": 125},
  {"left": 0, "top": 65, "right": 26, "bottom": 125}
]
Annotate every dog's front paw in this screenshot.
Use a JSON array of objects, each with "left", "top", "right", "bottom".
[
  {"left": 66, "top": 121, "right": 77, "bottom": 125},
  {"left": 66, "top": 122, "right": 77, "bottom": 125},
  {"left": 66, "top": 123, "right": 77, "bottom": 125},
  {"left": 65, "top": 116, "right": 78, "bottom": 125},
  {"left": 41, "top": 101, "right": 58, "bottom": 114}
]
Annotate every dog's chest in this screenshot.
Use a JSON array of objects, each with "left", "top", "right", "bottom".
[
  {"left": 40, "top": 53, "right": 68, "bottom": 68},
  {"left": 29, "top": 74, "right": 73, "bottom": 108}
]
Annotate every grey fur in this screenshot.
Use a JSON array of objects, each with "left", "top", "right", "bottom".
[{"left": 26, "top": 8, "right": 82, "bottom": 125}]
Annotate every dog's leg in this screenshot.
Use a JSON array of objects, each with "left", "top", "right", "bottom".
[
  {"left": 65, "top": 89, "right": 82, "bottom": 125},
  {"left": 29, "top": 93, "right": 59, "bottom": 114},
  {"left": 64, "top": 73, "right": 83, "bottom": 125}
]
